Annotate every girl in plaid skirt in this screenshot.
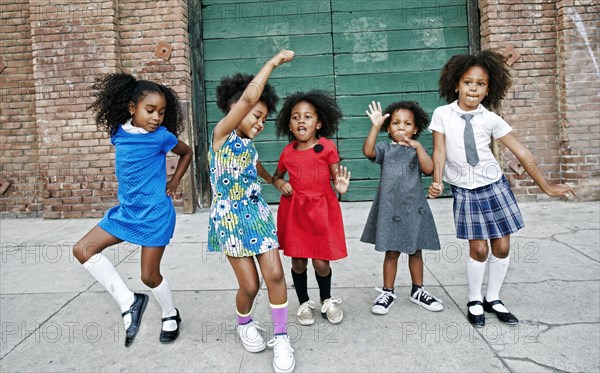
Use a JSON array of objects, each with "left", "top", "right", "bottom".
[{"left": 428, "top": 50, "right": 574, "bottom": 327}]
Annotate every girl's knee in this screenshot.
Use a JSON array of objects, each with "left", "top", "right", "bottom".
[
  {"left": 240, "top": 282, "right": 260, "bottom": 299},
  {"left": 291, "top": 258, "right": 308, "bottom": 273},
  {"left": 312, "top": 259, "right": 330, "bottom": 276},
  {"left": 140, "top": 270, "right": 162, "bottom": 288}
]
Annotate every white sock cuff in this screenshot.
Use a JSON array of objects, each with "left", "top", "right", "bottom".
[
  {"left": 489, "top": 253, "right": 509, "bottom": 263},
  {"left": 82, "top": 253, "right": 106, "bottom": 270},
  {"left": 151, "top": 277, "right": 170, "bottom": 293}
]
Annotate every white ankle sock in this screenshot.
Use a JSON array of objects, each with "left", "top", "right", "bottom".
[
  {"left": 151, "top": 277, "right": 178, "bottom": 331},
  {"left": 486, "top": 253, "right": 510, "bottom": 313},
  {"left": 83, "top": 253, "right": 135, "bottom": 329},
  {"left": 467, "top": 257, "right": 486, "bottom": 315}
]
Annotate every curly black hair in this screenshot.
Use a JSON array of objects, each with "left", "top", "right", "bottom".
[
  {"left": 275, "top": 90, "right": 343, "bottom": 141},
  {"left": 88, "top": 73, "right": 184, "bottom": 136},
  {"left": 215, "top": 73, "right": 278, "bottom": 115},
  {"left": 381, "top": 101, "right": 429, "bottom": 140},
  {"left": 439, "top": 50, "right": 512, "bottom": 111}
]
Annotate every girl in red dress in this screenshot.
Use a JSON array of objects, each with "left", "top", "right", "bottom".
[{"left": 272, "top": 90, "right": 350, "bottom": 326}]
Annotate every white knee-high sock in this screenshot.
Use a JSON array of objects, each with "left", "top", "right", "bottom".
[
  {"left": 83, "top": 253, "right": 135, "bottom": 329},
  {"left": 486, "top": 253, "right": 510, "bottom": 313},
  {"left": 467, "top": 257, "right": 486, "bottom": 315},
  {"left": 151, "top": 277, "right": 178, "bottom": 331}
]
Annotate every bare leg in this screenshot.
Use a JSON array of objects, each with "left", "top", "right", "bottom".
[
  {"left": 73, "top": 225, "right": 122, "bottom": 264},
  {"left": 227, "top": 256, "right": 260, "bottom": 314},
  {"left": 383, "top": 251, "right": 401, "bottom": 289},
  {"left": 408, "top": 250, "right": 423, "bottom": 286}
]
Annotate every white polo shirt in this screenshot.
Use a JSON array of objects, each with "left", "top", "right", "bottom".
[{"left": 428, "top": 101, "right": 512, "bottom": 190}]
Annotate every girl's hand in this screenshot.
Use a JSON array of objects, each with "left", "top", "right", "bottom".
[
  {"left": 396, "top": 134, "right": 420, "bottom": 148},
  {"left": 166, "top": 180, "right": 180, "bottom": 198},
  {"left": 544, "top": 183, "right": 575, "bottom": 198},
  {"left": 275, "top": 179, "right": 294, "bottom": 197},
  {"left": 428, "top": 182, "right": 444, "bottom": 199},
  {"left": 366, "top": 101, "right": 390, "bottom": 128},
  {"left": 270, "top": 49, "right": 295, "bottom": 68},
  {"left": 334, "top": 165, "right": 351, "bottom": 194}
]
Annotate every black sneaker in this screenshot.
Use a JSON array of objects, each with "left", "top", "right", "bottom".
[
  {"left": 371, "top": 287, "right": 396, "bottom": 315},
  {"left": 410, "top": 287, "right": 444, "bottom": 312}
]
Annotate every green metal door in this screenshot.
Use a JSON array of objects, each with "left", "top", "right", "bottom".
[{"left": 197, "top": 0, "right": 470, "bottom": 203}]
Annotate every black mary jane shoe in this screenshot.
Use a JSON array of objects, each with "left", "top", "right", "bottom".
[
  {"left": 123, "top": 293, "right": 149, "bottom": 347},
  {"left": 159, "top": 308, "right": 182, "bottom": 344},
  {"left": 483, "top": 298, "right": 519, "bottom": 325},
  {"left": 467, "top": 300, "right": 485, "bottom": 328}
]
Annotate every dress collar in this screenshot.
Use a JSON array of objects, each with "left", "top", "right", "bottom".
[{"left": 122, "top": 118, "right": 149, "bottom": 134}]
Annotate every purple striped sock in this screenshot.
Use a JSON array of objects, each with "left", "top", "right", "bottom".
[
  {"left": 236, "top": 309, "right": 252, "bottom": 326},
  {"left": 270, "top": 302, "right": 288, "bottom": 335}
]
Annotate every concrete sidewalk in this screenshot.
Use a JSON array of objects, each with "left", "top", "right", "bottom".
[{"left": 1, "top": 199, "right": 598, "bottom": 372}]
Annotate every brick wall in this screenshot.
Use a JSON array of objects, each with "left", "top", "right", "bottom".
[
  {"left": 1, "top": 0, "right": 195, "bottom": 218},
  {"left": 1, "top": 0, "right": 598, "bottom": 219},
  {"left": 479, "top": 0, "right": 599, "bottom": 200},
  {"left": 0, "top": 1, "right": 43, "bottom": 217},
  {"left": 556, "top": 0, "right": 600, "bottom": 200}
]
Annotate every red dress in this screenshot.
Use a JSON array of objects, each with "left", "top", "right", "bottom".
[{"left": 276, "top": 137, "right": 348, "bottom": 260}]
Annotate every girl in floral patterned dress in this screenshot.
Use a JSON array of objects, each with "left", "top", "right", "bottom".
[{"left": 208, "top": 50, "right": 296, "bottom": 373}]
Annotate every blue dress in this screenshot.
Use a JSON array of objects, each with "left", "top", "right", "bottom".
[
  {"left": 208, "top": 131, "right": 279, "bottom": 257},
  {"left": 99, "top": 125, "right": 179, "bottom": 246}
]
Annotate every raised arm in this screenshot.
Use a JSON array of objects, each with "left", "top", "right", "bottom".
[
  {"left": 499, "top": 133, "right": 575, "bottom": 197},
  {"left": 330, "top": 163, "right": 351, "bottom": 194},
  {"left": 363, "top": 101, "right": 389, "bottom": 159},
  {"left": 212, "top": 50, "right": 294, "bottom": 150},
  {"left": 428, "top": 131, "right": 446, "bottom": 198}
]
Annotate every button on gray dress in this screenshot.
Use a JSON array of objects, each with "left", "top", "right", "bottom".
[{"left": 360, "top": 142, "right": 441, "bottom": 254}]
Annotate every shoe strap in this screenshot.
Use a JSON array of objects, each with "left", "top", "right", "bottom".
[
  {"left": 485, "top": 299, "right": 504, "bottom": 307},
  {"left": 467, "top": 300, "right": 483, "bottom": 307},
  {"left": 162, "top": 309, "right": 181, "bottom": 323}
]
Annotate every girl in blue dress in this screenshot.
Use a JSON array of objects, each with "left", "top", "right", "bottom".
[
  {"left": 73, "top": 73, "right": 192, "bottom": 347},
  {"left": 208, "top": 50, "right": 296, "bottom": 373}
]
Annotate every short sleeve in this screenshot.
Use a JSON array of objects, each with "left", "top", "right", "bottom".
[
  {"left": 490, "top": 112, "right": 512, "bottom": 139},
  {"left": 323, "top": 139, "right": 340, "bottom": 165},
  {"left": 373, "top": 141, "right": 386, "bottom": 165},
  {"left": 428, "top": 107, "right": 445, "bottom": 134},
  {"left": 161, "top": 128, "right": 179, "bottom": 153}
]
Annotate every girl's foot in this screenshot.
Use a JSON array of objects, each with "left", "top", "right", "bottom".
[
  {"left": 297, "top": 300, "right": 316, "bottom": 325},
  {"left": 267, "top": 334, "right": 295, "bottom": 373},
  {"left": 410, "top": 287, "right": 444, "bottom": 312},
  {"left": 372, "top": 287, "right": 397, "bottom": 315},
  {"left": 237, "top": 321, "right": 266, "bottom": 352},
  {"left": 321, "top": 297, "right": 343, "bottom": 324},
  {"left": 123, "top": 293, "right": 149, "bottom": 347},
  {"left": 159, "top": 308, "right": 182, "bottom": 344}
]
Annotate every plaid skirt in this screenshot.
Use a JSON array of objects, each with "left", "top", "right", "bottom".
[{"left": 451, "top": 176, "right": 524, "bottom": 240}]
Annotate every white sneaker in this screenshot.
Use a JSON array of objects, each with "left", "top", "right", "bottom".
[
  {"left": 237, "top": 321, "right": 266, "bottom": 352},
  {"left": 321, "top": 297, "right": 343, "bottom": 324},
  {"left": 297, "top": 300, "right": 316, "bottom": 326},
  {"left": 371, "top": 287, "right": 397, "bottom": 315},
  {"left": 267, "top": 334, "right": 295, "bottom": 373},
  {"left": 410, "top": 287, "right": 444, "bottom": 312}
]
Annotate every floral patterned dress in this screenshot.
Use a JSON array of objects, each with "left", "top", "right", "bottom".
[{"left": 208, "top": 131, "right": 279, "bottom": 257}]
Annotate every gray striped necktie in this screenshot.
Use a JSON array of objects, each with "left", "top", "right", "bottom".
[{"left": 461, "top": 113, "right": 479, "bottom": 167}]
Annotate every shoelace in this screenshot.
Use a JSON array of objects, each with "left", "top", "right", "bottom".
[
  {"left": 321, "top": 297, "right": 342, "bottom": 313},
  {"left": 413, "top": 287, "right": 443, "bottom": 308},
  {"left": 298, "top": 300, "right": 316, "bottom": 314},
  {"left": 267, "top": 335, "right": 295, "bottom": 353},
  {"left": 240, "top": 320, "right": 265, "bottom": 332},
  {"left": 373, "top": 287, "right": 397, "bottom": 305}
]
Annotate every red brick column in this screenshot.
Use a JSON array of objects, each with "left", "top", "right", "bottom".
[
  {"left": 29, "top": 0, "right": 120, "bottom": 218},
  {"left": 0, "top": 1, "right": 43, "bottom": 217},
  {"left": 557, "top": 0, "right": 600, "bottom": 200},
  {"left": 479, "top": 0, "right": 562, "bottom": 200}
]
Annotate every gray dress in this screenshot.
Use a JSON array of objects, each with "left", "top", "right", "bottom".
[{"left": 360, "top": 142, "right": 441, "bottom": 254}]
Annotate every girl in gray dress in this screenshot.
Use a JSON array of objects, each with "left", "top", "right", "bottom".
[{"left": 361, "top": 101, "right": 443, "bottom": 315}]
